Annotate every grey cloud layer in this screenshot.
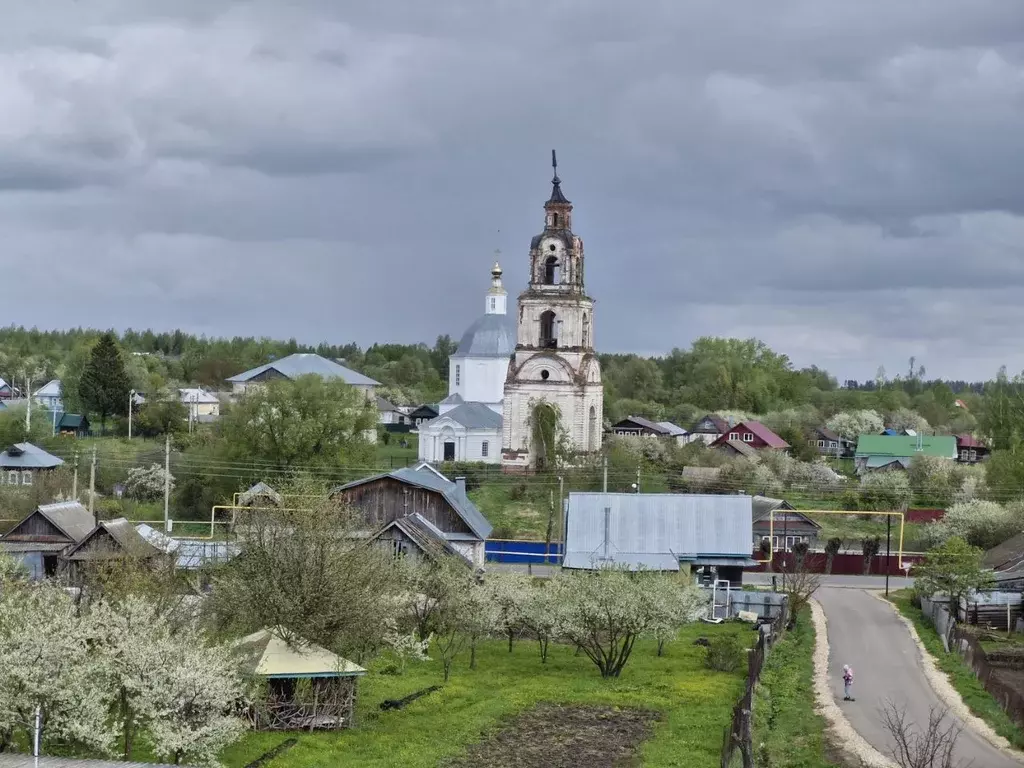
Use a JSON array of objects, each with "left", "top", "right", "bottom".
[{"left": 0, "top": 0, "right": 1023, "bottom": 380}]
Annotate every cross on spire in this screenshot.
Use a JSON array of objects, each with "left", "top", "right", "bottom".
[{"left": 546, "top": 148, "right": 569, "bottom": 205}]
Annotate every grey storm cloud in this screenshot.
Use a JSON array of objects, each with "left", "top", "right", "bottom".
[{"left": 0, "top": 0, "right": 1023, "bottom": 381}]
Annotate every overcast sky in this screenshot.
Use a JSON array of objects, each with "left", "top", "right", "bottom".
[{"left": 1, "top": 1, "right": 1023, "bottom": 381}]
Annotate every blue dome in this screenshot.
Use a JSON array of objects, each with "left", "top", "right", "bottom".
[{"left": 455, "top": 314, "right": 515, "bottom": 358}]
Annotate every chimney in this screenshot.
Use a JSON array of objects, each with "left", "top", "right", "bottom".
[{"left": 455, "top": 477, "right": 467, "bottom": 496}]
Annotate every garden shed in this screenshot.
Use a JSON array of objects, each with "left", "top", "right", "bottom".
[{"left": 238, "top": 628, "right": 366, "bottom": 731}]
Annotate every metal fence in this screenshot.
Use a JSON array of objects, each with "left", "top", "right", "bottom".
[{"left": 720, "top": 599, "right": 789, "bottom": 768}]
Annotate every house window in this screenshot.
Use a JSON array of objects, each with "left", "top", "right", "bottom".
[
  {"left": 970, "top": 450, "right": 978, "bottom": 461},
  {"left": 490, "top": 298, "right": 496, "bottom": 311},
  {"left": 455, "top": 365, "right": 460, "bottom": 386},
  {"left": 21, "top": 471, "right": 32, "bottom": 486},
  {"left": 728, "top": 432, "right": 739, "bottom": 441},
  {"left": 817, "top": 440, "right": 825, "bottom": 447},
  {"left": 960, "top": 449, "right": 969, "bottom": 461},
  {"left": 743, "top": 432, "right": 754, "bottom": 443},
  {"left": 481, "top": 441, "right": 489, "bottom": 457},
  {"left": 828, "top": 441, "right": 836, "bottom": 448},
  {"left": 7, "top": 471, "right": 18, "bottom": 485}
]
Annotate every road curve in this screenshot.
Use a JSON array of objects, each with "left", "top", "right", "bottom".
[{"left": 816, "top": 587, "right": 1022, "bottom": 768}]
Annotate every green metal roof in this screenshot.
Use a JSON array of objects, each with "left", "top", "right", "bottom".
[{"left": 854, "top": 434, "right": 957, "bottom": 459}]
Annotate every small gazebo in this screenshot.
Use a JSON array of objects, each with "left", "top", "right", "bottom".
[{"left": 238, "top": 627, "right": 366, "bottom": 731}]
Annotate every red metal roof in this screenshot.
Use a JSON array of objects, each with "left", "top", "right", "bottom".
[
  {"left": 712, "top": 420, "right": 790, "bottom": 449},
  {"left": 956, "top": 433, "right": 986, "bottom": 449}
]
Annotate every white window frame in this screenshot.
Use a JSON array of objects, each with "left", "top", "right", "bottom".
[
  {"left": 960, "top": 449, "right": 969, "bottom": 461},
  {"left": 21, "top": 471, "right": 32, "bottom": 486},
  {"left": 455, "top": 365, "right": 460, "bottom": 386},
  {"left": 817, "top": 439, "right": 825, "bottom": 447},
  {"left": 743, "top": 432, "right": 754, "bottom": 443},
  {"left": 490, "top": 298, "right": 496, "bottom": 311},
  {"left": 481, "top": 440, "right": 489, "bottom": 457},
  {"left": 970, "top": 449, "right": 977, "bottom": 461},
  {"left": 7, "top": 471, "right": 18, "bottom": 485}
]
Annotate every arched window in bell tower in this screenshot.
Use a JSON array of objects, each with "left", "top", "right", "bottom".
[
  {"left": 539, "top": 310, "right": 557, "bottom": 349},
  {"left": 551, "top": 212, "right": 560, "bottom": 228},
  {"left": 582, "top": 312, "right": 589, "bottom": 348},
  {"left": 544, "top": 255, "right": 560, "bottom": 285}
]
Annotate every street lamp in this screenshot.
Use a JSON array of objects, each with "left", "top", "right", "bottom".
[{"left": 128, "top": 389, "right": 136, "bottom": 440}]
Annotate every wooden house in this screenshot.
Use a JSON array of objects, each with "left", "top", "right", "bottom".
[
  {"left": 0, "top": 443, "right": 64, "bottom": 486},
  {"left": 810, "top": 427, "right": 854, "bottom": 458},
  {"left": 610, "top": 416, "right": 688, "bottom": 444},
  {"left": 330, "top": 465, "right": 492, "bottom": 567},
  {"left": 0, "top": 501, "right": 95, "bottom": 578},
  {"left": 689, "top": 414, "right": 729, "bottom": 445},
  {"left": 408, "top": 404, "right": 439, "bottom": 427},
  {"left": 956, "top": 434, "right": 989, "bottom": 464},
  {"left": 63, "top": 517, "right": 162, "bottom": 580},
  {"left": 54, "top": 413, "right": 90, "bottom": 437},
  {"left": 751, "top": 496, "right": 822, "bottom": 552},
  {"left": 711, "top": 421, "right": 790, "bottom": 452}
]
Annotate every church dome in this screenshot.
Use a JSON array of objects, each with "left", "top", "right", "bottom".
[{"left": 455, "top": 314, "right": 515, "bottom": 358}]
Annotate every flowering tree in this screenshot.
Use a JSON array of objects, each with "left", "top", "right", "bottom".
[
  {"left": 826, "top": 410, "right": 884, "bottom": 441},
  {"left": 461, "top": 581, "right": 501, "bottom": 670},
  {"left": 519, "top": 580, "right": 562, "bottom": 663},
  {"left": 382, "top": 621, "right": 431, "bottom": 675},
  {"left": 89, "top": 596, "right": 247, "bottom": 766},
  {"left": 124, "top": 463, "right": 175, "bottom": 501},
  {"left": 485, "top": 571, "right": 531, "bottom": 652},
  {"left": 0, "top": 557, "right": 112, "bottom": 755},
  {"left": 552, "top": 568, "right": 656, "bottom": 678},
  {"left": 642, "top": 576, "right": 708, "bottom": 656},
  {"left": 859, "top": 471, "right": 913, "bottom": 511}
]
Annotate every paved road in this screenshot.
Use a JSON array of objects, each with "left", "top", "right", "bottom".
[
  {"left": 746, "top": 573, "right": 915, "bottom": 590},
  {"left": 817, "top": 587, "right": 1020, "bottom": 767}
]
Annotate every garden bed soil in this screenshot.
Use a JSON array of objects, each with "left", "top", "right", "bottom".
[{"left": 446, "top": 703, "right": 660, "bottom": 768}]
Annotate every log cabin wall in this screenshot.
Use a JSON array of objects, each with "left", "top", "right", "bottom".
[{"left": 336, "top": 477, "right": 474, "bottom": 536}]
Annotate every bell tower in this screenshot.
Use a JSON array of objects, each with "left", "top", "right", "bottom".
[{"left": 501, "top": 151, "right": 603, "bottom": 468}]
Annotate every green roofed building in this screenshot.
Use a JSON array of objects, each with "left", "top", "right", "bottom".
[{"left": 854, "top": 434, "right": 957, "bottom": 474}]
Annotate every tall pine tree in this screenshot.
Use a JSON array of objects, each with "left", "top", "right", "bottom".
[{"left": 78, "top": 332, "right": 131, "bottom": 433}]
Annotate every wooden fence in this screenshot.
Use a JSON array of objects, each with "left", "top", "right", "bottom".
[{"left": 720, "top": 599, "right": 789, "bottom": 768}]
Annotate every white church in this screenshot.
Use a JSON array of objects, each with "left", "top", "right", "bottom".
[{"left": 418, "top": 153, "right": 603, "bottom": 467}]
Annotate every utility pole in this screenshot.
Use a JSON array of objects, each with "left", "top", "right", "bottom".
[
  {"left": 72, "top": 449, "right": 79, "bottom": 500},
  {"left": 602, "top": 456, "right": 608, "bottom": 493},
  {"left": 24, "top": 375, "right": 31, "bottom": 432},
  {"left": 558, "top": 475, "right": 566, "bottom": 564},
  {"left": 128, "top": 389, "right": 135, "bottom": 440},
  {"left": 885, "top": 514, "right": 893, "bottom": 597},
  {"left": 636, "top": 464, "right": 641, "bottom": 493},
  {"left": 88, "top": 447, "right": 97, "bottom": 523},
  {"left": 163, "top": 434, "right": 171, "bottom": 533}
]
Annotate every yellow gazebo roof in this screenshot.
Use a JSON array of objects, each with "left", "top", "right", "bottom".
[{"left": 238, "top": 628, "right": 366, "bottom": 679}]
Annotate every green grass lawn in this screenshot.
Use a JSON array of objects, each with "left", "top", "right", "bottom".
[
  {"left": 753, "top": 611, "right": 838, "bottom": 768},
  {"left": 887, "top": 590, "right": 1024, "bottom": 749},
  {"left": 221, "top": 624, "right": 753, "bottom": 768},
  {"left": 807, "top": 514, "right": 930, "bottom": 553},
  {"left": 376, "top": 433, "right": 419, "bottom": 468},
  {"left": 468, "top": 483, "right": 550, "bottom": 540}
]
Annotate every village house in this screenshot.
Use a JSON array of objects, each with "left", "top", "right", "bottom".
[
  {"left": 688, "top": 414, "right": 730, "bottom": 445},
  {"left": 751, "top": 496, "right": 822, "bottom": 552},
  {"left": 377, "top": 397, "right": 413, "bottom": 429},
  {"left": 610, "top": 416, "right": 688, "bottom": 444},
  {"left": 53, "top": 413, "right": 90, "bottom": 437},
  {"left": 0, "top": 443, "right": 64, "bottom": 486},
  {"left": 854, "top": 434, "right": 957, "bottom": 474},
  {"left": 0, "top": 377, "right": 14, "bottom": 400},
  {"left": 956, "top": 434, "right": 989, "bottom": 464},
  {"left": 227, "top": 353, "right": 380, "bottom": 397},
  {"left": 330, "top": 464, "right": 492, "bottom": 567},
  {"left": 179, "top": 387, "right": 221, "bottom": 422},
  {"left": 710, "top": 421, "right": 790, "bottom": 453},
  {"left": 810, "top": 426, "right": 855, "bottom": 458},
  {"left": 33, "top": 379, "right": 63, "bottom": 411},
  {"left": 408, "top": 404, "right": 439, "bottom": 426},
  {"left": 0, "top": 501, "right": 93, "bottom": 578},
  {"left": 563, "top": 492, "right": 755, "bottom": 587}
]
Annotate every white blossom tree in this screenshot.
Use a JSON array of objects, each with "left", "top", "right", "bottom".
[
  {"left": 0, "top": 557, "right": 113, "bottom": 755},
  {"left": 826, "top": 409, "right": 884, "bottom": 441},
  {"left": 642, "top": 577, "right": 709, "bottom": 656},
  {"left": 485, "top": 571, "right": 531, "bottom": 652},
  {"left": 124, "top": 463, "right": 175, "bottom": 501},
  {"left": 552, "top": 568, "right": 656, "bottom": 678},
  {"left": 519, "top": 580, "right": 562, "bottom": 664},
  {"left": 89, "top": 596, "right": 246, "bottom": 766}
]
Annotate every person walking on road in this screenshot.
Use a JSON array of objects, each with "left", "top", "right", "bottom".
[{"left": 842, "top": 664, "right": 855, "bottom": 701}]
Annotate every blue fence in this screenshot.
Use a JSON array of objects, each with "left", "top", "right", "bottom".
[{"left": 486, "top": 539, "right": 564, "bottom": 564}]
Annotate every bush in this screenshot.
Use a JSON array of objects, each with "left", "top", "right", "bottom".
[
  {"left": 124, "top": 463, "right": 175, "bottom": 501},
  {"left": 921, "top": 499, "right": 1024, "bottom": 551},
  {"left": 704, "top": 634, "right": 744, "bottom": 672}
]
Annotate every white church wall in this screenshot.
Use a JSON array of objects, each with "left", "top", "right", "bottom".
[
  {"left": 417, "top": 424, "right": 502, "bottom": 465},
  {"left": 448, "top": 356, "right": 508, "bottom": 406}
]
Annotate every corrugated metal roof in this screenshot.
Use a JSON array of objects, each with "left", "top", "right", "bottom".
[
  {"left": 720, "top": 439, "right": 760, "bottom": 458},
  {"left": 179, "top": 387, "right": 219, "bottom": 404},
  {"left": 425, "top": 402, "right": 502, "bottom": 431},
  {"left": 227, "top": 353, "right": 380, "bottom": 387},
  {"left": 865, "top": 456, "right": 911, "bottom": 469},
  {"left": 565, "top": 492, "right": 753, "bottom": 571},
  {"left": 563, "top": 551, "right": 679, "bottom": 571},
  {"left": 33, "top": 379, "right": 61, "bottom": 397},
  {"left": 751, "top": 495, "right": 793, "bottom": 521},
  {"left": 721, "top": 421, "right": 789, "bottom": 449},
  {"left": 454, "top": 314, "right": 515, "bottom": 358},
  {"left": 238, "top": 481, "right": 282, "bottom": 507},
  {"left": 175, "top": 539, "right": 239, "bottom": 569},
  {"left": 657, "top": 421, "right": 688, "bottom": 437},
  {"left": 957, "top": 433, "right": 986, "bottom": 449},
  {"left": 237, "top": 628, "right": 365, "bottom": 678},
  {"left": 135, "top": 524, "right": 180, "bottom": 554},
  {"left": 855, "top": 434, "right": 957, "bottom": 459},
  {"left": 0, "top": 443, "right": 64, "bottom": 470}
]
